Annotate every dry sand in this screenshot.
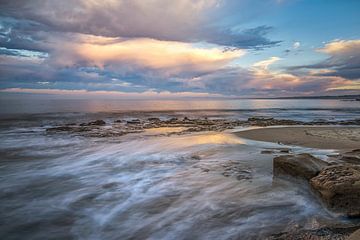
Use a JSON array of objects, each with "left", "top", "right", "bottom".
[{"left": 235, "top": 126, "right": 360, "bottom": 150}]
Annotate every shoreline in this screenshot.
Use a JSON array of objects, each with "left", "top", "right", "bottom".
[{"left": 235, "top": 126, "right": 360, "bottom": 150}]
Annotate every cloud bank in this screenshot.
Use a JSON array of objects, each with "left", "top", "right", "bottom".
[{"left": 0, "top": 1, "right": 359, "bottom": 97}]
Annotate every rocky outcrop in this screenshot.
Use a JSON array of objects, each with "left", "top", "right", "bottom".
[
  {"left": 310, "top": 164, "right": 360, "bottom": 217},
  {"left": 46, "top": 117, "right": 360, "bottom": 138},
  {"left": 273, "top": 154, "right": 329, "bottom": 180},
  {"left": 273, "top": 153, "right": 360, "bottom": 218},
  {"left": 247, "top": 117, "right": 303, "bottom": 127}
]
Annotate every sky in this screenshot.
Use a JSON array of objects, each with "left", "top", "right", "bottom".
[{"left": 0, "top": 0, "right": 359, "bottom": 98}]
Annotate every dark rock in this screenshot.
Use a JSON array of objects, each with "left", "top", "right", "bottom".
[
  {"left": 221, "top": 161, "right": 252, "bottom": 180},
  {"left": 89, "top": 120, "right": 106, "bottom": 126},
  {"left": 310, "top": 164, "right": 360, "bottom": 217},
  {"left": 168, "top": 117, "right": 178, "bottom": 122},
  {"left": 102, "top": 182, "right": 118, "bottom": 189},
  {"left": 126, "top": 119, "right": 141, "bottom": 124},
  {"left": 273, "top": 154, "right": 329, "bottom": 180},
  {"left": 183, "top": 117, "right": 192, "bottom": 123},
  {"left": 46, "top": 126, "right": 73, "bottom": 132},
  {"left": 191, "top": 155, "right": 201, "bottom": 160},
  {"left": 147, "top": 117, "right": 161, "bottom": 122},
  {"left": 267, "top": 225, "right": 360, "bottom": 240},
  {"left": 338, "top": 150, "right": 360, "bottom": 165},
  {"left": 248, "top": 117, "right": 274, "bottom": 121},
  {"left": 261, "top": 150, "right": 274, "bottom": 154},
  {"left": 279, "top": 148, "right": 291, "bottom": 153},
  {"left": 340, "top": 155, "right": 360, "bottom": 165},
  {"left": 80, "top": 120, "right": 106, "bottom": 126},
  {"left": 351, "top": 149, "right": 360, "bottom": 154}
]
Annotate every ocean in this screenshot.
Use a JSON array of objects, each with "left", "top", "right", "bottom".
[{"left": 0, "top": 98, "right": 359, "bottom": 239}]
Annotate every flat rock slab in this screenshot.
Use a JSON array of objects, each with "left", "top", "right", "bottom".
[
  {"left": 310, "top": 164, "right": 360, "bottom": 217},
  {"left": 273, "top": 153, "right": 329, "bottom": 180}
]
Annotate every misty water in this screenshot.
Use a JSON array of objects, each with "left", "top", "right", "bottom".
[{"left": 0, "top": 98, "right": 360, "bottom": 239}]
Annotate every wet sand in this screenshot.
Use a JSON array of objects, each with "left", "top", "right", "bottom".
[{"left": 235, "top": 126, "right": 360, "bottom": 150}]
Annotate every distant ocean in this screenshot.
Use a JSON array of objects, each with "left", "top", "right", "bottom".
[{"left": 0, "top": 97, "right": 360, "bottom": 121}]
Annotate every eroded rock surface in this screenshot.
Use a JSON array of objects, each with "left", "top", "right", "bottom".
[{"left": 310, "top": 164, "right": 360, "bottom": 217}]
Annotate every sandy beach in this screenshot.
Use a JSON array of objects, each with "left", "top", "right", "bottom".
[{"left": 235, "top": 126, "right": 360, "bottom": 150}]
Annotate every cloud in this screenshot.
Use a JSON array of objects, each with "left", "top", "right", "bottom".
[
  {"left": 47, "top": 35, "right": 245, "bottom": 74},
  {"left": 290, "top": 39, "right": 360, "bottom": 80},
  {"left": 0, "top": 88, "right": 224, "bottom": 99},
  {"left": 0, "top": 0, "right": 280, "bottom": 49},
  {"left": 0, "top": 1, "right": 358, "bottom": 97},
  {"left": 293, "top": 41, "right": 300, "bottom": 49},
  {"left": 252, "top": 56, "right": 281, "bottom": 70}
]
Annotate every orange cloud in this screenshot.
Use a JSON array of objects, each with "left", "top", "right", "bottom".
[
  {"left": 319, "top": 39, "right": 360, "bottom": 54},
  {"left": 0, "top": 88, "right": 224, "bottom": 98},
  {"left": 50, "top": 36, "right": 245, "bottom": 74}
]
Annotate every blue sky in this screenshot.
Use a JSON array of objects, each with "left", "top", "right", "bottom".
[{"left": 0, "top": 0, "right": 359, "bottom": 98}]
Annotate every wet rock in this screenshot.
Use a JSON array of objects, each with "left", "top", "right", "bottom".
[
  {"left": 310, "top": 164, "right": 360, "bottom": 217},
  {"left": 190, "top": 155, "right": 201, "bottom": 160},
  {"left": 221, "top": 161, "right": 252, "bottom": 180},
  {"left": 46, "top": 126, "right": 74, "bottom": 132},
  {"left": 279, "top": 148, "right": 291, "bottom": 153},
  {"left": 273, "top": 154, "right": 329, "bottom": 180},
  {"left": 261, "top": 148, "right": 291, "bottom": 154},
  {"left": 248, "top": 117, "right": 274, "bottom": 121},
  {"left": 338, "top": 150, "right": 360, "bottom": 165},
  {"left": 340, "top": 155, "right": 360, "bottom": 165},
  {"left": 126, "top": 119, "right": 141, "bottom": 124},
  {"left": 168, "top": 117, "right": 178, "bottom": 122},
  {"left": 351, "top": 149, "right": 360, "bottom": 154},
  {"left": 267, "top": 225, "right": 360, "bottom": 240},
  {"left": 247, "top": 117, "right": 303, "bottom": 127},
  {"left": 261, "top": 150, "right": 275, "bottom": 154},
  {"left": 337, "top": 119, "right": 360, "bottom": 125},
  {"left": 147, "top": 117, "right": 160, "bottom": 122},
  {"left": 102, "top": 182, "right": 118, "bottom": 189},
  {"left": 80, "top": 120, "right": 106, "bottom": 126}
]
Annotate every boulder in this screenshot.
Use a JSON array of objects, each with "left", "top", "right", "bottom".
[
  {"left": 273, "top": 154, "right": 329, "bottom": 180},
  {"left": 310, "top": 164, "right": 360, "bottom": 217}
]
